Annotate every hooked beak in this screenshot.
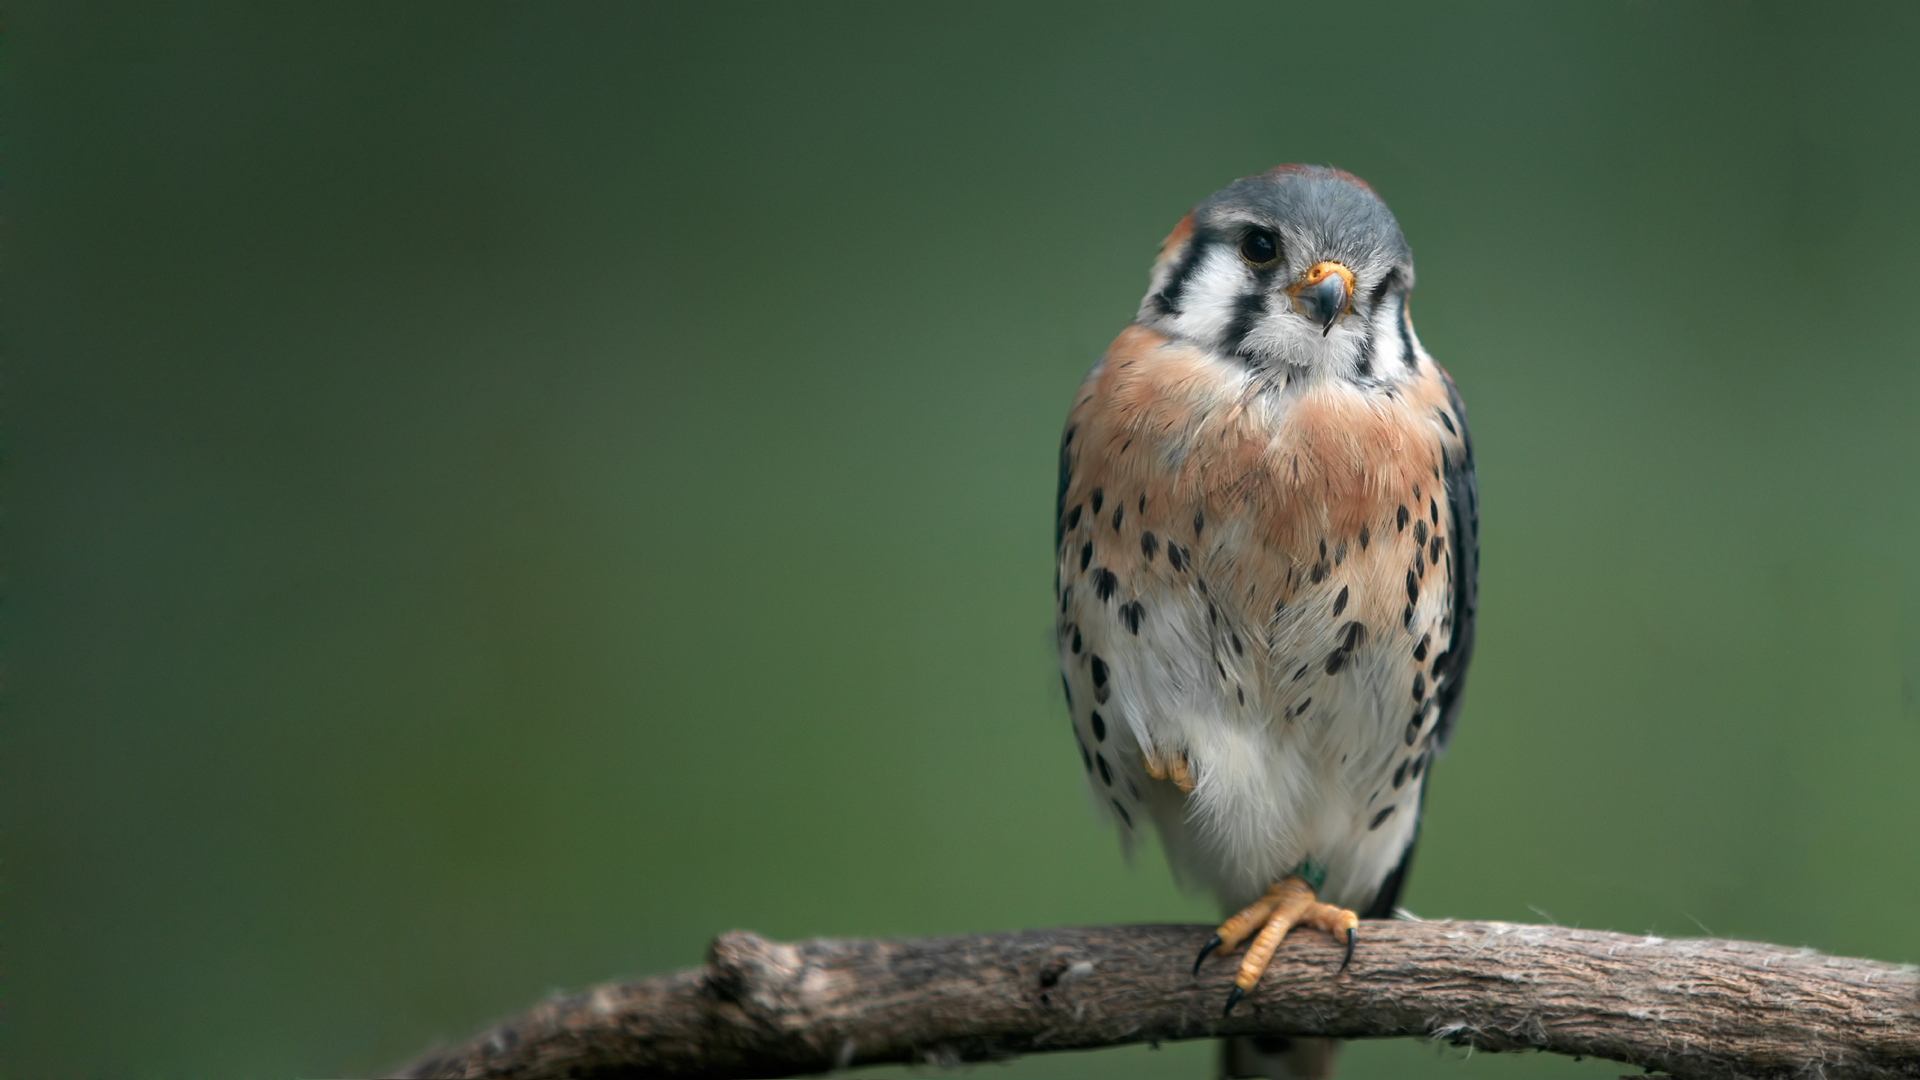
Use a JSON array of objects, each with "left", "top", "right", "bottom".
[{"left": 1286, "top": 261, "right": 1355, "bottom": 336}]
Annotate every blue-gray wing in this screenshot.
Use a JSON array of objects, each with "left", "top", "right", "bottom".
[{"left": 1431, "top": 369, "right": 1477, "bottom": 750}]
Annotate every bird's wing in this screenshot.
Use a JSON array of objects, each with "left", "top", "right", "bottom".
[{"left": 1429, "top": 366, "right": 1477, "bottom": 751}]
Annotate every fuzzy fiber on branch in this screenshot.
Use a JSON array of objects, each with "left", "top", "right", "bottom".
[{"left": 401, "top": 919, "right": 1920, "bottom": 1079}]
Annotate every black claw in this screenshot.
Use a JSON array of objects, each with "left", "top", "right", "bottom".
[
  {"left": 1338, "top": 926, "right": 1356, "bottom": 974},
  {"left": 1192, "top": 934, "right": 1222, "bottom": 978},
  {"left": 1223, "top": 985, "right": 1244, "bottom": 1016}
]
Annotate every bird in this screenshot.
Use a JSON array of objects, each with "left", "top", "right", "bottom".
[{"left": 1053, "top": 164, "right": 1477, "bottom": 1079}]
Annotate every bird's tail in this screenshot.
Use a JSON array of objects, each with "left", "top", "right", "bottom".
[{"left": 1219, "top": 1035, "right": 1340, "bottom": 1079}]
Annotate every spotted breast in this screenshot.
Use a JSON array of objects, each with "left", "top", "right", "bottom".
[{"left": 1056, "top": 327, "right": 1476, "bottom": 912}]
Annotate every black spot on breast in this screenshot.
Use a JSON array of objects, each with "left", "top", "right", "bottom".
[
  {"left": 1215, "top": 658, "right": 1228, "bottom": 679},
  {"left": 1430, "top": 535, "right": 1443, "bottom": 563},
  {"left": 1096, "top": 753, "right": 1112, "bottom": 785},
  {"left": 1230, "top": 631, "right": 1244, "bottom": 656},
  {"left": 1237, "top": 685, "right": 1245, "bottom": 705},
  {"left": 1141, "top": 531, "right": 1158, "bottom": 560},
  {"left": 1332, "top": 586, "right": 1349, "bottom": 615},
  {"left": 1309, "top": 561, "right": 1328, "bottom": 584},
  {"left": 1369, "top": 805, "right": 1396, "bottom": 830},
  {"left": 1412, "top": 672, "right": 1426, "bottom": 701},
  {"left": 1060, "top": 586, "right": 1072, "bottom": 613},
  {"left": 1167, "top": 544, "right": 1186, "bottom": 571},
  {"left": 1091, "top": 489, "right": 1104, "bottom": 513},
  {"left": 1095, "top": 568, "right": 1118, "bottom": 601},
  {"left": 1430, "top": 497, "right": 1439, "bottom": 525},
  {"left": 1405, "top": 570, "right": 1419, "bottom": 604},
  {"left": 1111, "top": 799, "right": 1133, "bottom": 828},
  {"left": 1402, "top": 603, "right": 1414, "bottom": 629},
  {"left": 1111, "top": 505, "right": 1124, "bottom": 530},
  {"left": 1194, "top": 509, "right": 1204, "bottom": 535},
  {"left": 1413, "top": 519, "right": 1428, "bottom": 546},
  {"left": 1066, "top": 505, "right": 1081, "bottom": 530},
  {"left": 1080, "top": 542, "right": 1092, "bottom": 571},
  {"left": 1071, "top": 627, "right": 1082, "bottom": 654},
  {"left": 1293, "top": 664, "right": 1309, "bottom": 681},
  {"left": 1324, "top": 620, "right": 1366, "bottom": 674},
  {"left": 1091, "top": 711, "right": 1106, "bottom": 741},
  {"left": 1435, "top": 406, "right": 1456, "bottom": 435},
  {"left": 1291, "top": 697, "right": 1312, "bottom": 718},
  {"left": 1079, "top": 740, "right": 1092, "bottom": 772},
  {"left": 1121, "top": 601, "right": 1144, "bottom": 634},
  {"left": 1061, "top": 673, "right": 1072, "bottom": 708},
  {"left": 1392, "top": 759, "right": 1408, "bottom": 788},
  {"left": 1138, "top": 493, "right": 1146, "bottom": 513},
  {"left": 1411, "top": 752, "right": 1427, "bottom": 779},
  {"left": 1413, "top": 633, "right": 1430, "bottom": 662},
  {"left": 1063, "top": 425, "right": 1075, "bottom": 449},
  {"left": 1207, "top": 601, "right": 1217, "bottom": 624},
  {"left": 1334, "top": 541, "right": 1347, "bottom": 566},
  {"left": 1397, "top": 505, "right": 1409, "bottom": 531},
  {"left": 1359, "top": 526, "right": 1370, "bottom": 550},
  {"left": 1319, "top": 538, "right": 1327, "bottom": 561},
  {"left": 1091, "top": 655, "right": 1109, "bottom": 688},
  {"left": 1405, "top": 713, "right": 1422, "bottom": 745}
]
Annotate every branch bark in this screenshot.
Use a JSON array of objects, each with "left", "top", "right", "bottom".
[{"left": 400, "top": 920, "right": 1920, "bottom": 1080}]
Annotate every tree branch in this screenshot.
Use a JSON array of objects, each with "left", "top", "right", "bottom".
[{"left": 400, "top": 920, "right": 1920, "bottom": 1079}]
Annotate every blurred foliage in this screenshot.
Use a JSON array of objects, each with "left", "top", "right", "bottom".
[{"left": 8, "top": 3, "right": 1920, "bottom": 1077}]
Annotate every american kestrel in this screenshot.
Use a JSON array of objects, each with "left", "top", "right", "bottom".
[{"left": 1054, "top": 165, "right": 1478, "bottom": 1074}]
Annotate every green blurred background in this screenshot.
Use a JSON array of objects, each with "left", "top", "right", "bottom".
[{"left": 10, "top": 4, "right": 1920, "bottom": 1077}]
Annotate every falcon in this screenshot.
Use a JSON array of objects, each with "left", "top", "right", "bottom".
[{"left": 1054, "top": 164, "right": 1478, "bottom": 1078}]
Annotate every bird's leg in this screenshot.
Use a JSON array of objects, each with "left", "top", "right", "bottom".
[
  {"left": 1142, "top": 750, "right": 1195, "bottom": 792},
  {"left": 1195, "top": 876, "right": 1360, "bottom": 1014}
]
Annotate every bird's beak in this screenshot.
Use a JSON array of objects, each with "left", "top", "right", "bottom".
[{"left": 1287, "top": 261, "right": 1355, "bottom": 337}]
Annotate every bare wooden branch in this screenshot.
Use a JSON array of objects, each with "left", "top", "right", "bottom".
[{"left": 400, "top": 920, "right": 1920, "bottom": 1080}]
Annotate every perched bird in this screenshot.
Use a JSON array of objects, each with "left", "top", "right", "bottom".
[{"left": 1054, "top": 165, "right": 1477, "bottom": 1078}]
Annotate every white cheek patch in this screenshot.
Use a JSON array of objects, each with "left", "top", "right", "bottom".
[{"left": 1161, "top": 248, "right": 1252, "bottom": 348}]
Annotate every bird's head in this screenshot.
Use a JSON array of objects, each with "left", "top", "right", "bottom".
[{"left": 1138, "top": 165, "right": 1416, "bottom": 379}]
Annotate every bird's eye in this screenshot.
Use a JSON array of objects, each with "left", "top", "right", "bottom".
[{"left": 1238, "top": 229, "right": 1279, "bottom": 267}]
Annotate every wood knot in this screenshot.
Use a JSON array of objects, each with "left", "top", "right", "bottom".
[{"left": 705, "top": 931, "right": 803, "bottom": 1005}]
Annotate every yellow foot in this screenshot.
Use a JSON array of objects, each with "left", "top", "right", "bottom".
[
  {"left": 1142, "top": 750, "right": 1195, "bottom": 792},
  {"left": 1191, "top": 876, "right": 1359, "bottom": 1015}
]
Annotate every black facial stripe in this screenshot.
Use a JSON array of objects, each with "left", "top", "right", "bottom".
[
  {"left": 1150, "top": 226, "right": 1219, "bottom": 315},
  {"left": 1398, "top": 295, "right": 1418, "bottom": 370},
  {"left": 1221, "top": 292, "right": 1269, "bottom": 357},
  {"left": 1355, "top": 326, "right": 1375, "bottom": 378},
  {"left": 1221, "top": 241, "right": 1288, "bottom": 358},
  {"left": 1369, "top": 267, "right": 1401, "bottom": 310}
]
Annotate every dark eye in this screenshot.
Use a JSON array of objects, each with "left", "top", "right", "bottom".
[{"left": 1238, "top": 228, "right": 1279, "bottom": 266}]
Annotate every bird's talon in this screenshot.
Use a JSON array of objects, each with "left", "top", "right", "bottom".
[
  {"left": 1339, "top": 926, "right": 1356, "bottom": 974},
  {"left": 1193, "top": 933, "right": 1222, "bottom": 978},
  {"left": 1144, "top": 750, "right": 1197, "bottom": 793},
  {"left": 1222, "top": 985, "right": 1244, "bottom": 1016},
  {"left": 1167, "top": 752, "right": 1195, "bottom": 792}
]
